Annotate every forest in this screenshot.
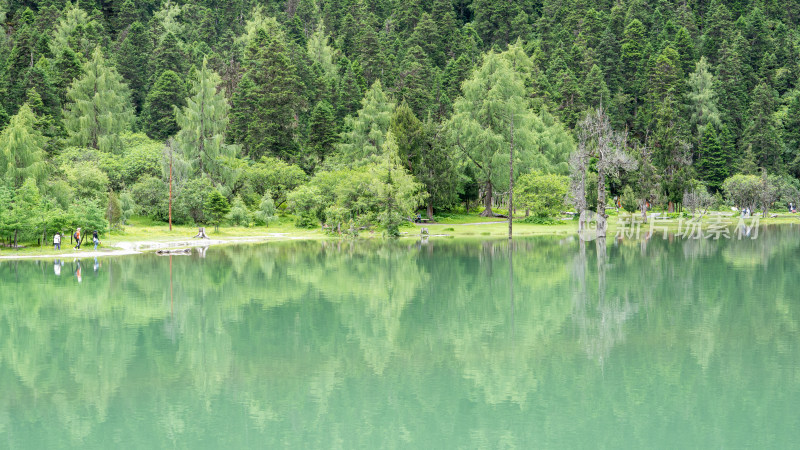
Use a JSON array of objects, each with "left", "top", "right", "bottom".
[{"left": 2, "top": 0, "right": 800, "bottom": 243}]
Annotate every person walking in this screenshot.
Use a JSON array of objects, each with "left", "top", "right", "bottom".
[
  {"left": 92, "top": 230, "right": 99, "bottom": 250},
  {"left": 54, "top": 232, "right": 61, "bottom": 251},
  {"left": 73, "top": 228, "right": 81, "bottom": 250}
]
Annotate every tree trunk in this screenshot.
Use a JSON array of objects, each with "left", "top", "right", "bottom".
[
  {"left": 13, "top": 229, "right": 18, "bottom": 248},
  {"left": 640, "top": 202, "right": 648, "bottom": 224},
  {"left": 480, "top": 181, "right": 494, "bottom": 217},
  {"left": 668, "top": 201, "right": 674, "bottom": 213},
  {"left": 426, "top": 202, "right": 433, "bottom": 220},
  {"left": 597, "top": 169, "right": 607, "bottom": 238}
]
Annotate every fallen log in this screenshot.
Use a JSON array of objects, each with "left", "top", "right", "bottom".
[{"left": 156, "top": 248, "right": 192, "bottom": 255}]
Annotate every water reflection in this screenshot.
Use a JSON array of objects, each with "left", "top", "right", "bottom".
[{"left": 0, "top": 227, "right": 799, "bottom": 448}]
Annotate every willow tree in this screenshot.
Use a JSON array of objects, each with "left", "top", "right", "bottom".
[
  {"left": 0, "top": 104, "right": 47, "bottom": 188},
  {"left": 63, "top": 47, "right": 134, "bottom": 153},
  {"left": 449, "top": 44, "right": 559, "bottom": 217},
  {"left": 174, "top": 59, "right": 236, "bottom": 183}
]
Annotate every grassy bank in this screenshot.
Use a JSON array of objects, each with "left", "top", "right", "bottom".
[{"left": 2, "top": 212, "right": 798, "bottom": 259}]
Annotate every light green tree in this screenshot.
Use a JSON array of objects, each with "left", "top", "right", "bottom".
[
  {"left": 174, "top": 58, "right": 236, "bottom": 183},
  {"left": 0, "top": 104, "right": 47, "bottom": 188},
  {"left": 63, "top": 47, "right": 134, "bottom": 153},
  {"left": 514, "top": 172, "right": 569, "bottom": 218},
  {"left": 686, "top": 57, "right": 722, "bottom": 144},
  {"left": 334, "top": 80, "right": 395, "bottom": 163},
  {"left": 449, "top": 44, "right": 567, "bottom": 216}
]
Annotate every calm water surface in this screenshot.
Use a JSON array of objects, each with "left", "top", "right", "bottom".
[{"left": 1, "top": 226, "right": 799, "bottom": 448}]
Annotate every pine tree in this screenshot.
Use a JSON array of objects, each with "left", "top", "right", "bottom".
[
  {"left": 53, "top": 47, "right": 83, "bottom": 104},
  {"left": 143, "top": 70, "right": 187, "bottom": 141},
  {"left": 335, "top": 58, "right": 363, "bottom": 121},
  {"left": 390, "top": 100, "right": 424, "bottom": 171},
  {"left": 116, "top": 21, "right": 152, "bottom": 113},
  {"left": 702, "top": 0, "right": 733, "bottom": 63},
  {"left": 396, "top": 45, "right": 436, "bottom": 118},
  {"left": 582, "top": 64, "right": 611, "bottom": 110},
  {"left": 0, "top": 104, "right": 47, "bottom": 188},
  {"left": 230, "top": 29, "right": 302, "bottom": 161},
  {"left": 148, "top": 32, "right": 186, "bottom": 87},
  {"left": 620, "top": 19, "right": 647, "bottom": 102},
  {"left": 113, "top": 0, "right": 139, "bottom": 32},
  {"left": 63, "top": 47, "right": 134, "bottom": 153},
  {"left": 4, "top": 8, "right": 45, "bottom": 113},
  {"left": 696, "top": 125, "right": 727, "bottom": 192},
  {"left": 308, "top": 100, "right": 338, "bottom": 162},
  {"left": 335, "top": 80, "right": 395, "bottom": 163},
  {"left": 673, "top": 27, "right": 695, "bottom": 76},
  {"left": 743, "top": 82, "right": 781, "bottom": 171},
  {"left": 203, "top": 189, "right": 230, "bottom": 231},
  {"left": 175, "top": 59, "right": 236, "bottom": 182}
]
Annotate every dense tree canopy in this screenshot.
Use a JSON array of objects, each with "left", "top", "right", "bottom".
[{"left": 2, "top": 0, "right": 800, "bottom": 237}]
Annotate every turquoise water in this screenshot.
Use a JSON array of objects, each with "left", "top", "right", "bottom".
[{"left": 1, "top": 227, "right": 799, "bottom": 448}]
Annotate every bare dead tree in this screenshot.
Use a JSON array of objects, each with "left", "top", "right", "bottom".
[{"left": 570, "top": 107, "right": 636, "bottom": 238}]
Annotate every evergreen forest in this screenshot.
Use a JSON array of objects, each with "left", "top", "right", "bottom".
[{"left": 2, "top": 0, "right": 800, "bottom": 241}]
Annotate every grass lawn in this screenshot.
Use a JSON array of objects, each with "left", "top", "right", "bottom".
[{"left": 1, "top": 210, "right": 798, "bottom": 259}]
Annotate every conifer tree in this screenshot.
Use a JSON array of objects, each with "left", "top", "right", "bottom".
[
  {"left": 0, "top": 104, "right": 47, "bottom": 188},
  {"left": 396, "top": 45, "right": 436, "bottom": 118},
  {"left": 308, "top": 100, "right": 338, "bottom": 162},
  {"left": 582, "top": 64, "right": 611, "bottom": 110},
  {"left": 53, "top": 47, "right": 83, "bottom": 104},
  {"left": 449, "top": 46, "right": 564, "bottom": 217},
  {"left": 143, "top": 70, "right": 187, "bottom": 141},
  {"left": 175, "top": 59, "right": 235, "bottom": 182},
  {"left": 148, "top": 32, "right": 186, "bottom": 87},
  {"left": 743, "top": 82, "right": 781, "bottom": 171},
  {"left": 696, "top": 125, "right": 727, "bottom": 192},
  {"left": 116, "top": 21, "right": 152, "bottom": 113},
  {"left": 335, "top": 80, "right": 395, "bottom": 163},
  {"left": 335, "top": 58, "right": 363, "bottom": 121},
  {"left": 63, "top": 47, "right": 134, "bottom": 153},
  {"left": 230, "top": 29, "right": 302, "bottom": 161},
  {"left": 687, "top": 57, "right": 722, "bottom": 145}
]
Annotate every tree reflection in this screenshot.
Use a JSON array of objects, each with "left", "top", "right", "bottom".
[{"left": 0, "top": 228, "right": 799, "bottom": 447}]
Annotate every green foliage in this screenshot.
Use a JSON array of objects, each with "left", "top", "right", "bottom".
[
  {"left": 335, "top": 80, "right": 394, "bottom": 163},
  {"left": 0, "top": 0, "right": 799, "bottom": 231},
  {"left": 143, "top": 70, "right": 187, "bottom": 141},
  {"left": 203, "top": 189, "right": 231, "bottom": 230},
  {"left": 175, "top": 59, "right": 236, "bottom": 183},
  {"left": 0, "top": 104, "right": 47, "bottom": 188},
  {"left": 176, "top": 177, "right": 214, "bottom": 224},
  {"left": 63, "top": 47, "right": 134, "bottom": 153},
  {"left": 288, "top": 142, "right": 424, "bottom": 233},
  {"left": 514, "top": 172, "right": 569, "bottom": 218},
  {"left": 130, "top": 176, "right": 168, "bottom": 221},
  {"left": 621, "top": 185, "right": 638, "bottom": 213},
  {"left": 253, "top": 191, "right": 277, "bottom": 226},
  {"left": 243, "top": 157, "right": 307, "bottom": 207},
  {"left": 106, "top": 190, "right": 123, "bottom": 230},
  {"left": 226, "top": 196, "right": 250, "bottom": 227},
  {"left": 230, "top": 28, "right": 302, "bottom": 161},
  {"left": 722, "top": 174, "right": 761, "bottom": 212}
]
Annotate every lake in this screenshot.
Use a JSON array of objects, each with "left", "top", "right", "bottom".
[{"left": 1, "top": 226, "right": 799, "bottom": 448}]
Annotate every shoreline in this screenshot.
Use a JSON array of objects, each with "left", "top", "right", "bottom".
[{"left": 1, "top": 215, "right": 797, "bottom": 262}]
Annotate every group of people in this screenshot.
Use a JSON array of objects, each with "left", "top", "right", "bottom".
[{"left": 52, "top": 228, "right": 100, "bottom": 251}]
